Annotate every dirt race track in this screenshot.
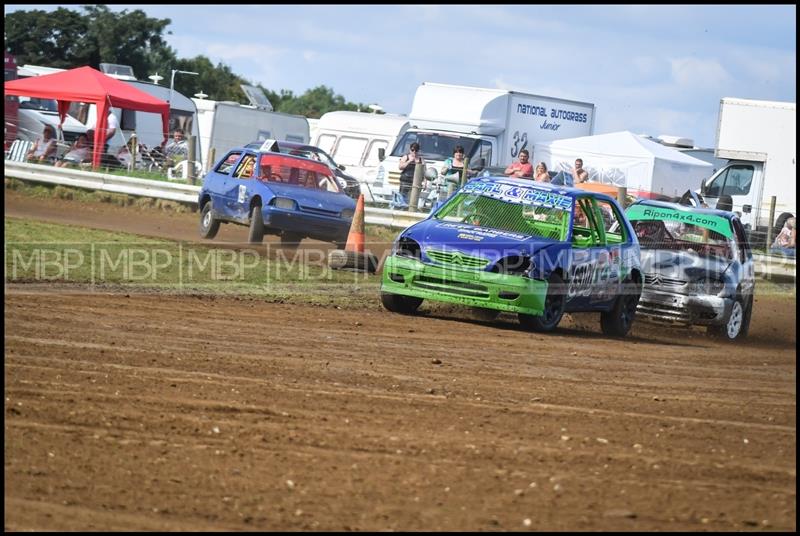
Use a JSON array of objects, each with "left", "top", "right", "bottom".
[{"left": 4, "top": 190, "right": 797, "bottom": 531}]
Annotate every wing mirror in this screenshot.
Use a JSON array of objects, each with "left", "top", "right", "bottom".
[
  {"left": 742, "top": 204, "right": 751, "bottom": 214},
  {"left": 378, "top": 148, "right": 385, "bottom": 161},
  {"left": 338, "top": 164, "right": 346, "bottom": 171},
  {"left": 699, "top": 178, "right": 707, "bottom": 195}
]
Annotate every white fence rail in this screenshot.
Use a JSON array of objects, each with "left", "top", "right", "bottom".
[
  {"left": 4, "top": 161, "right": 794, "bottom": 280},
  {"left": 3, "top": 160, "right": 428, "bottom": 227}
]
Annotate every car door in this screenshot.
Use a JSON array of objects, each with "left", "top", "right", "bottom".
[
  {"left": 567, "top": 196, "right": 623, "bottom": 310},
  {"left": 208, "top": 151, "right": 243, "bottom": 218},
  {"left": 224, "top": 152, "right": 257, "bottom": 220}
]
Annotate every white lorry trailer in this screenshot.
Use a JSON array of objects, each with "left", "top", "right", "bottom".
[
  {"left": 193, "top": 98, "right": 309, "bottom": 173},
  {"left": 700, "top": 97, "right": 796, "bottom": 238},
  {"left": 312, "top": 111, "right": 410, "bottom": 202},
  {"left": 369, "top": 82, "right": 595, "bottom": 201}
]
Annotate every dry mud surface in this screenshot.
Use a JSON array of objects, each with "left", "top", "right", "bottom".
[{"left": 4, "top": 189, "right": 797, "bottom": 531}]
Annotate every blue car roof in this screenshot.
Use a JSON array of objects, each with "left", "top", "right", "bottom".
[{"left": 630, "top": 198, "right": 738, "bottom": 221}]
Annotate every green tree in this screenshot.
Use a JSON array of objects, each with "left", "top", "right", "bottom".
[{"left": 5, "top": 6, "right": 377, "bottom": 118}]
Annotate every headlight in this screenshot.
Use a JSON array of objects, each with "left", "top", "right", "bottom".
[
  {"left": 341, "top": 208, "right": 354, "bottom": 219},
  {"left": 392, "top": 236, "right": 421, "bottom": 259},
  {"left": 687, "top": 278, "right": 725, "bottom": 296},
  {"left": 273, "top": 197, "right": 297, "bottom": 210}
]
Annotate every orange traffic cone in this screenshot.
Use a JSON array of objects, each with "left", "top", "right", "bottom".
[
  {"left": 345, "top": 194, "right": 366, "bottom": 253},
  {"left": 328, "top": 194, "right": 377, "bottom": 273}
]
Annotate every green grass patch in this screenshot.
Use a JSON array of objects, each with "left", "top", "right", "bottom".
[{"left": 5, "top": 217, "right": 383, "bottom": 307}]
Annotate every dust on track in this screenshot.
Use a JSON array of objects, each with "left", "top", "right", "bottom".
[{"left": 4, "top": 189, "right": 796, "bottom": 531}]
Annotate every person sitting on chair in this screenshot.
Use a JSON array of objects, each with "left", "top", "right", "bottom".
[
  {"left": 27, "top": 125, "right": 58, "bottom": 164},
  {"left": 54, "top": 134, "right": 90, "bottom": 168}
]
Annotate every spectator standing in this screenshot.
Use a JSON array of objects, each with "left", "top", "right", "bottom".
[
  {"left": 572, "top": 158, "right": 589, "bottom": 183},
  {"left": 504, "top": 149, "right": 533, "bottom": 179},
  {"left": 398, "top": 142, "right": 424, "bottom": 202},
  {"left": 534, "top": 161, "right": 551, "bottom": 182},
  {"left": 770, "top": 216, "right": 796, "bottom": 257},
  {"left": 27, "top": 124, "right": 58, "bottom": 163}
]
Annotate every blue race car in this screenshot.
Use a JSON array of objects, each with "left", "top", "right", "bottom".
[
  {"left": 380, "top": 176, "right": 644, "bottom": 336},
  {"left": 198, "top": 141, "right": 356, "bottom": 246}
]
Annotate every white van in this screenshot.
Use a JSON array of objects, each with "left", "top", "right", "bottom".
[{"left": 312, "top": 111, "right": 410, "bottom": 202}]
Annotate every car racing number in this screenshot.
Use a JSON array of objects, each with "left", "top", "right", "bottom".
[{"left": 567, "top": 247, "right": 623, "bottom": 302}]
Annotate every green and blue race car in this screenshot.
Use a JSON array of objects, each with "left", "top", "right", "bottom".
[{"left": 381, "top": 176, "right": 643, "bottom": 337}]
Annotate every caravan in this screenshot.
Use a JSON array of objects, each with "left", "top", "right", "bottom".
[
  {"left": 193, "top": 94, "right": 309, "bottom": 174},
  {"left": 312, "top": 111, "right": 410, "bottom": 202}
]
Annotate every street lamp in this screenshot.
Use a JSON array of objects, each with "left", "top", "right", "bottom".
[{"left": 169, "top": 69, "right": 199, "bottom": 108}]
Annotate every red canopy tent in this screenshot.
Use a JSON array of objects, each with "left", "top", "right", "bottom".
[{"left": 4, "top": 65, "right": 170, "bottom": 169}]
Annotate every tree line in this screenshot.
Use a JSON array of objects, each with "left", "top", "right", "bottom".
[{"left": 4, "top": 5, "right": 377, "bottom": 117}]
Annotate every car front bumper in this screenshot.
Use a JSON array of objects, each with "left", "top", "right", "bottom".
[
  {"left": 263, "top": 207, "right": 351, "bottom": 243},
  {"left": 637, "top": 287, "right": 733, "bottom": 326},
  {"left": 380, "top": 255, "right": 548, "bottom": 315}
]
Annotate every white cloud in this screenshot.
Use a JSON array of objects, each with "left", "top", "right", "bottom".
[{"left": 669, "top": 57, "right": 731, "bottom": 89}]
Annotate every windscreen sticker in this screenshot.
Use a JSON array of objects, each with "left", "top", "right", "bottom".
[
  {"left": 462, "top": 181, "right": 572, "bottom": 211},
  {"left": 437, "top": 222, "right": 529, "bottom": 241},
  {"left": 626, "top": 205, "right": 732, "bottom": 238}
]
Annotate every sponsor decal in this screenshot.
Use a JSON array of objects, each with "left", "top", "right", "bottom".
[{"left": 462, "top": 181, "right": 572, "bottom": 211}]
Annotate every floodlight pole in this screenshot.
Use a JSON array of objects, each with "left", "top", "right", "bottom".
[{"left": 169, "top": 69, "right": 200, "bottom": 110}]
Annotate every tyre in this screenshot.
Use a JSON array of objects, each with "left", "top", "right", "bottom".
[
  {"left": 248, "top": 204, "right": 264, "bottom": 244},
  {"left": 600, "top": 277, "right": 641, "bottom": 337},
  {"left": 380, "top": 292, "right": 423, "bottom": 314},
  {"left": 708, "top": 295, "right": 751, "bottom": 341},
  {"left": 199, "top": 201, "right": 220, "bottom": 239},
  {"left": 518, "top": 272, "right": 566, "bottom": 332}
]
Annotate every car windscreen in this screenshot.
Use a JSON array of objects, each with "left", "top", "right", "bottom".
[
  {"left": 390, "top": 132, "right": 477, "bottom": 161},
  {"left": 278, "top": 146, "right": 338, "bottom": 170},
  {"left": 432, "top": 181, "right": 573, "bottom": 241},
  {"left": 627, "top": 205, "right": 735, "bottom": 260}
]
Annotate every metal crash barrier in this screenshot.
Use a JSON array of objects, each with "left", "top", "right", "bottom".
[{"left": 4, "top": 160, "right": 795, "bottom": 281}]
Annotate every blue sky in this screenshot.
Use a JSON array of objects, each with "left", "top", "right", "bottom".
[{"left": 5, "top": 4, "right": 796, "bottom": 148}]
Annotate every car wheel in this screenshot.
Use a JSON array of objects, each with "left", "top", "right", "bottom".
[
  {"left": 518, "top": 272, "right": 566, "bottom": 332},
  {"left": 381, "top": 292, "right": 423, "bottom": 314},
  {"left": 199, "top": 201, "right": 220, "bottom": 239},
  {"left": 600, "top": 277, "right": 641, "bottom": 337},
  {"left": 709, "top": 295, "right": 750, "bottom": 341},
  {"left": 280, "top": 232, "right": 303, "bottom": 249},
  {"left": 248, "top": 204, "right": 264, "bottom": 244}
]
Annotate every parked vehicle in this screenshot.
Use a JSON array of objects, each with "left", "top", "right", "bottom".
[
  {"left": 626, "top": 197, "right": 755, "bottom": 341},
  {"left": 373, "top": 82, "right": 595, "bottom": 201},
  {"left": 4, "top": 51, "right": 19, "bottom": 150},
  {"left": 699, "top": 98, "right": 796, "bottom": 241},
  {"left": 194, "top": 97, "right": 309, "bottom": 174},
  {"left": 198, "top": 141, "right": 356, "bottom": 246},
  {"left": 380, "top": 176, "right": 642, "bottom": 336},
  {"left": 312, "top": 111, "right": 410, "bottom": 202},
  {"left": 245, "top": 140, "right": 361, "bottom": 199}
]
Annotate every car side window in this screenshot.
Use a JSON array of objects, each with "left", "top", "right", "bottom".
[
  {"left": 731, "top": 218, "right": 751, "bottom": 260},
  {"left": 234, "top": 155, "right": 256, "bottom": 179},
  {"left": 216, "top": 152, "right": 242, "bottom": 175},
  {"left": 572, "top": 197, "right": 599, "bottom": 247},
  {"left": 595, "top": 199, "right": 627, "bottom": 244}
]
